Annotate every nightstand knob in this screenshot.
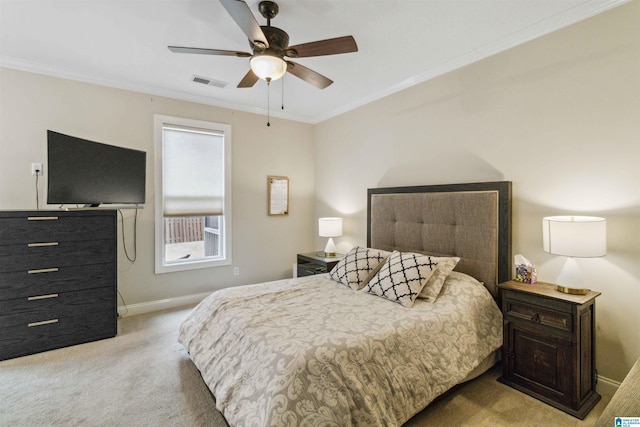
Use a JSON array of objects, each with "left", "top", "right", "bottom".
[{"left": 531, "top": 313, "right": 541, "bottom": 323}]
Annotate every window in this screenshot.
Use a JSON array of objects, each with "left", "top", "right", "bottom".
[{"left": 154, "top": 115, "right": 231, "bottom": 273}]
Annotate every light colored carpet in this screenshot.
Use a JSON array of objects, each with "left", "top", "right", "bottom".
[{"left": 0, "top": 306, "right": 608, "bottom": 426}]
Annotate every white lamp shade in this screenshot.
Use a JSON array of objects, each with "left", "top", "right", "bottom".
[
  {"left": 542, "top": 216, "right": 606, "bottom": 257},
  {"left": 250, "top": 54, "right": 286, "bottom": 81},
  {"left": 318, "top": 217, "right": 343, "bottom": 237}
]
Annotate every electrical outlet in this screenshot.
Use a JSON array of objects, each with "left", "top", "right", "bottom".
[
  {"left": 31, "top": 163, "right": 43, "bottom": 176},
  {"left": 233, "top": 267, "right": 239, "bottom": 276}
]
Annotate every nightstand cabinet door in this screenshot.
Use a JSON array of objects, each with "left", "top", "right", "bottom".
[
  {"left": 497, "top": 281, "right": 600, "bottom": 420},
  {"left": 503, "top": 318, "right": 574, "bottom": 406}
]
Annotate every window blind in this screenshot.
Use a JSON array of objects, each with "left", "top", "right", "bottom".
[{"left": 162, "top": 126, "right": 224, "bottom": 217}]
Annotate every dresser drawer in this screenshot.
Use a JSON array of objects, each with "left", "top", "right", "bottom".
[
  {"left": 0, "top": 264, "right": 114, "bottom": 300},
  {"left": 0, "top": 302, "right": 116, "bottom": 360},
  {"left": 0, "top": 239, "right": 114, "bottom": 274},
  {"left": 0, "top": 285, "right": 115, "bottom": 322},
  {"left": 0, "top": 214, "right": 114, "bottom": 245}
]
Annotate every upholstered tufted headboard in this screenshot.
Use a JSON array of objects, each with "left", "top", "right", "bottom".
[{"left": 367, "top": 181, "right": 512, "bottom": 298}]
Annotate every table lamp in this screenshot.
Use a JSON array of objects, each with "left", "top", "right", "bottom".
[
  {"left": 542, "top": 215, "right": 606, "bottom": 294},
  {"left": 318, "top": 217, "right": 342, "bottom": 257}
]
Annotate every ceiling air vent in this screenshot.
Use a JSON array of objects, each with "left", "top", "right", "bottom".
[{"left": 192, "top": 75, "right": 227, "bottom": 88}]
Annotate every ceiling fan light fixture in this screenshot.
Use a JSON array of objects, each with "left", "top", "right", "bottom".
[
  {"left": 250, "top": 54, "right": 286, "bottom": 81},
  {"left": 170, "top": 1, "right": 357, "bottom": 89}
]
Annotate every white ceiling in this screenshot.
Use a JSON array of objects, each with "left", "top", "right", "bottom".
[{"left": 0, "top": 0, "right": 628, "bottom": 124}]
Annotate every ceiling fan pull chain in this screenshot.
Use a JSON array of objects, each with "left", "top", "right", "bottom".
[
  {"left": 266, "top": 77, "right": 271, "bottom": 127},
  {"left": 281, "top": 74, "right": 285, "bottom": 110}
]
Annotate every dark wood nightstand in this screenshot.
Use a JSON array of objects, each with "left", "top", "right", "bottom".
[
  {"left": 296, "top": 252, "right": 343, "bottom": 277},
  {"left": 497, "top": 280, "right": 601, "bottom": 419}
]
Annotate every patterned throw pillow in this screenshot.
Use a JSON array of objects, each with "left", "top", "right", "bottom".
[
  {"left": 364, "top": 251, "right": 438, "bottom": 307},
  {"left": 417, "top": 256, "right": 460, "bottom": 302},
  {"left": 329, "top": 247, "right": 390, "bottom": 290}
]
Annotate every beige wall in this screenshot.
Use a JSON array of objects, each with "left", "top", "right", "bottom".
[
  {"left": 0, "top": 68, "right": 315, "bottom": 308},
  {"left": 314, "top": 2, "right": 639, "bottom": 382}
]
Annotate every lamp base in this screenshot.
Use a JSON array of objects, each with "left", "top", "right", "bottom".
[
  {"left": 323, "top": 237, "right": 337, "bottom": 259},
  {"left": 556, "top": 285, "right": 590, "bottom": 295}
]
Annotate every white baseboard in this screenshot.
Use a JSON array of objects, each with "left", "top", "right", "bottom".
[
  {"left": 117, "top": 291, "right": 211, "bottom": 317},
  {"left": 597, "top": 374, "right": 620, "bottom": 398}
]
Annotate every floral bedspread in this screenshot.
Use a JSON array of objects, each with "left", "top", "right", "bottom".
[{"left": 178, "top": 273, "right": 502, "bottom": 426}]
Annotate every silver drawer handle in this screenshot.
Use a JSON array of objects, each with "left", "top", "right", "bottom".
[
  {"left": 28, "top": 242, "right": 59, "bottom": 248},
  {"left": 28, "top": 267, "right": 59, "bottom": 274},
  {"left": 28, "top": 319, "right": 59, "bottom": 327},
  {"left": 28, "top": 293, "right": 59, "bottom": 301},
  {"left": 27, "top": 216, "right": 59, "bottom": 221}
]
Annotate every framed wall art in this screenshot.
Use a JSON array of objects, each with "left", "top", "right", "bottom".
[{"left": 268, "top": 176, "right": 289, "bottom": 216}]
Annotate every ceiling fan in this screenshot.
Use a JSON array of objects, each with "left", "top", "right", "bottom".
[{"left": 168, "top": 0, "right": 358, "bottom": 90}]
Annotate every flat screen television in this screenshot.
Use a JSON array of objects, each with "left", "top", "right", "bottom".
[{"left": 47, "top": 130, "right": 146, "bottom": 207}]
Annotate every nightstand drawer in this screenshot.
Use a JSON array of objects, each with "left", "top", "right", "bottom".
[
  {"left": 296, "top": 252, "right": 343, "bottom": 277},
  {"left": 297, "top": 263, "right": 328, "bottom": 276},
  {"left": 504, "top": 298, "right": 573, "bottom": 333}
]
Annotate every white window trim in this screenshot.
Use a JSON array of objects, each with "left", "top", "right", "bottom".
[{"left": 154, "top": 114, "right": 232, "bottom": 274}]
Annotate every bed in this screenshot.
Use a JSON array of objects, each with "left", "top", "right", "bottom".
[{"left": 179, "top": 181, "right": 512, "bottom": 426}]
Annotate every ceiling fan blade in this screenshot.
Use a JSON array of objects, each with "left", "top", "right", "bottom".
[
  {"left": 287, "top": 36, "right": 357, "bottom": 58},
  {"left": 219, "top": 0, "right": 269, "bottom": 48},
  {"left": 286, "top": 61, "right": 333, "bottom": 89},
  {"left": 168, "top": 46, "right": 251, "bottom": 57},
  {"left": 237, "top": 69, "right": 259, "bottom": 88}
]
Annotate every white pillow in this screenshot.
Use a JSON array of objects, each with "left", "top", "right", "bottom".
[
  {"left": 417, "top": 256, "right": 460, "bottom": 302},
  {"left": 329, "top": 247, "right": 390, "bottom": 290},
  {"left": 364, "top": 251, "right": 438, "bottom": 307}
]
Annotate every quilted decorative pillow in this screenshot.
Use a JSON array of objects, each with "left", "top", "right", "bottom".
[
  {"left": 329, "top": 247, "right": 390, "bottom": 290},
  {"left": 364, "top": 251, "right": 438, "bottom": 307},
  {"left": 417, "top": 256, "right": 460, "bottom": 302}
]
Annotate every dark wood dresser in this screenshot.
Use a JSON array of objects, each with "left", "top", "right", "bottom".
[
  {"left": 497, "top": 280, "right": 601, "bottom": 419},
  {"left": 0, "top": 210, "right": 117, "bottom": 361}
]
